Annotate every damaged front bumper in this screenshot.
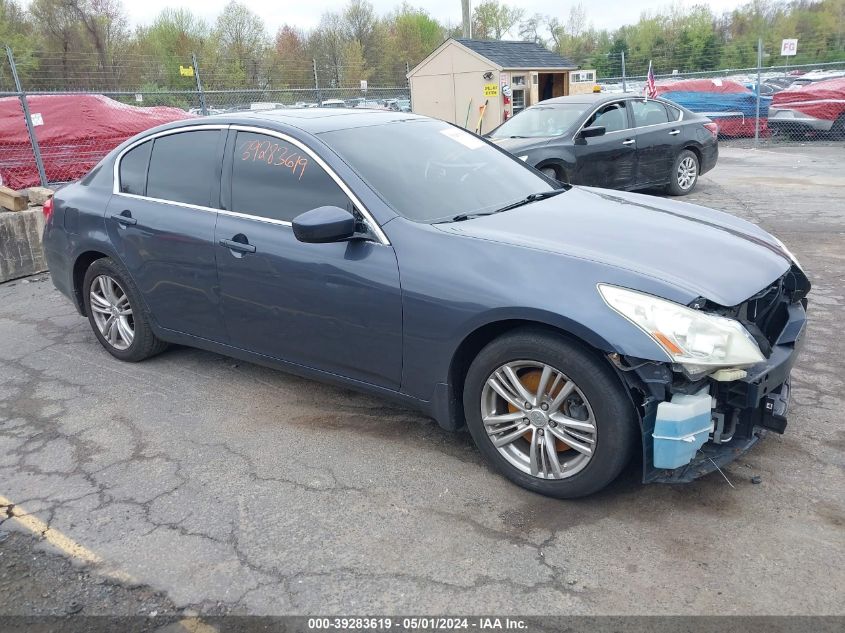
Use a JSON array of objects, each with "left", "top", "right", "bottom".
[{"left": 614, "top": 290, "right": 808, "bottom": 485}]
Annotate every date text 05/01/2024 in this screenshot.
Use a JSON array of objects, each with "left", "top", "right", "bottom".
[{"left": 306, "top": 617, "right": 529, "bottom": 630}]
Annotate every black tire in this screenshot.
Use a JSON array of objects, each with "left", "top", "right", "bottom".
[
  {"left": 540, "top": 165, "right": 569, "bottom": 185},
  {"left": 831, "top": 115, "right": 845, "bottom": 141},
  {"left": 462, "top": 329, "right": 637, "bottom": 499},
  {"left": 540, "top": 166, "right": 559, "bottom": 180},
  {"left": 82, "top": 257, "right": 168, "bottom": 362},
  {"left": 665, "top": 149, "right": 699, "bottom": 196}
]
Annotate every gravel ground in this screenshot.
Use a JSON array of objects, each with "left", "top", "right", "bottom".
[{"left": 0, "top": 143, "right": 843, "bottom": 618}]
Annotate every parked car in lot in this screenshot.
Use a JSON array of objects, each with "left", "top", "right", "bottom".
[
  {"left": 769, "top": 77, "right": 845, "bottom": 139},
  {"left": 320, "top": 99, "right": 347, "bottom": 108},
  {"left": 654, "top": 78, "right": 770, "bottom": 138},
  {"left": 489, "top": 94, "right": 718, "bottom": 195},
  {"left": 42, "top": 108, "right": 809, "bottom": 498},
  {"left": 0, "top": 94, "right": 192, "bottom": 189}
]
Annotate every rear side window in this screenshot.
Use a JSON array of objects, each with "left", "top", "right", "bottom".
[
  {"left": 230, "top": 131, "right": 350, "bottom": 223},
  {"left": 119, "top": 141, "right": 151, "bottom": 195},
  {"left": 586, "top": 102, "right": 630, "bottom": 133},
  {"left": 632, "top": 100, "right": 670, "bottom": 127},
  {"left": 665, "top": 104, "right": 682, "bottom": 121},
  {"left": 147, "top": 131, "right": 219, "bottom": 206}
]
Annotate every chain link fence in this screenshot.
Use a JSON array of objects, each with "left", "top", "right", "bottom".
[
  {"left": 3, "top": 39, "right": 844, "bottom": 190},
  {"left": 0, "top": 47, "right": 410, "bottom": 189},
  {"left": 595, "top": 43, "right": 845, "bottom": 145}
]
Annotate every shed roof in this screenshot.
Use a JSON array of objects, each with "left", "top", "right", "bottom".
[{"left": 454, "top": 38, "right": 577, "bottom": 69}]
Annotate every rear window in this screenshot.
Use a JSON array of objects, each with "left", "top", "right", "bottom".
[
  {"left": 147, "top": 131, "right": 219, "bottom": 207},
  {"left": 632, "top": 100, "right": 670, "bottom": 127},
  {"left": 118, "top": 141, "right": 151, "bottom": 195},
  {"left": 665, "top": 103, "right": 683, "bottom": 121}
]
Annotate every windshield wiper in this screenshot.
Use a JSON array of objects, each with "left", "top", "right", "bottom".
[
  {"left": 489, "top": 189, "right": 567, "bottom": 214},
  {"left": 434, "top": 189, "right": 567, "bottom": 224}
]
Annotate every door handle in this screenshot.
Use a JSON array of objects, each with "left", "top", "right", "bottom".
[
  {"left": 622, "top": 138, "right": 636, "bottom": 145},
  {"left": 668, "top": 129, "right": 680, "bottom": 135},
  {"left": 219, "top": 238, "right": 256, "bottom": 254},
  {"left": 111, "top": 212, "right": 137, "bottom": 226}
]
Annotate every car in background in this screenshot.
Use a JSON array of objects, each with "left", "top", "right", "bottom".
[
  {"left": 42, "top": 108, "right": 808, "bottom": 498},
  {"left": 769, "top": 77, "right": 845, "bottom": 139},
  {"left": 653, "top": 78, "right": 770, "bottom": 138},
  {"left": 319, "top": 99, "right": 347, "bottom": 108},
  {"left": 488, "top": 93, "right": 718, "bottom": 196},
  {"left": 0, "top": 94, "right": 192, "bottom": 189},
  {"left": 354, "top": 100, "right": 389, "bottom": 110},
  {"left": 387, "top": 98, "right": 412, "bottom": 112}
]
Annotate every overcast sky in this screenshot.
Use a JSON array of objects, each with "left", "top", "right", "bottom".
[{"left": 36, "top": 0, "right": 743, "bottom": 35}]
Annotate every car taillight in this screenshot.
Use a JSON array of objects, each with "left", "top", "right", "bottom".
[
  {"left": 42, "top": 196, "right": 54, "bottom": 221},
  {"left": 704, "top": 122, "right": 719, "bottom": 138}
]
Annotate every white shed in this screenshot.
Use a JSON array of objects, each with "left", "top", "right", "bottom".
[{"left": 407, "top": 38, "right": 583, "bottom": 135}]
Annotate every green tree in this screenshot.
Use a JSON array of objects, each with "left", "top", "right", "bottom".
[{"left": 472, "top": 1, "right": 524, "bottom": 39}]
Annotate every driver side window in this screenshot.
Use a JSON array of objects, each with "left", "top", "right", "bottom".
[
  {"left": 586, "top": 101, "right": 630, "bottom": 133},
  {"left": 231, "top": 131, "right": 351, "bottom": 223}
]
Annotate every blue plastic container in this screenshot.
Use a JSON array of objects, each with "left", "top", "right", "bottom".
[{"left": 652, "top": 388, "right": 714, "bottom": 469}]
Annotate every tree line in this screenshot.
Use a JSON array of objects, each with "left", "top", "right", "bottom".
[{"left": 1, "top": 0, "right": 843, "bottom": 93}]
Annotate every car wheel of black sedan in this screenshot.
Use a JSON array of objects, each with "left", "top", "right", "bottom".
[
  {"left": 667, "top": 149, "right": 699, "bottom": 196},
  {"left": 463, "top": 329, "right": 637, "bottom": 498},
  {"left": 831, "top": 114, "right": 845, "bottom": 140},
  {"left": 83, "top": 258, "right": 168, "bottom": 362}
]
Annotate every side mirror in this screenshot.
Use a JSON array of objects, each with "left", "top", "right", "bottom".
[
  {"left": 292, "top": 206, "right": 356, "bottom": 244},
  {"left": 579, "top": 125, "right": 606, "bottom": 139}
]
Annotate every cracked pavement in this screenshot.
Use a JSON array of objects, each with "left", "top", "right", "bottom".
[{"left": 0, "top": 144, "right": 843, "bottom": 616}]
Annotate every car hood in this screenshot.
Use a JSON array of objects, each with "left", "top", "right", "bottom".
[
  {"left": 433, "top": 187, "right": 792, "bottom": 307},
  {"left": 489, "top": 136, "right": 558, "bottom": 153}
]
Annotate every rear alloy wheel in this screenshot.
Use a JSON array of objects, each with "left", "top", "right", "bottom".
[
  {"left": 463, "top": 330, "right": 636, "bottom": 498},
  {"left": 667, "top": 149, "right": 699, "bottom": 196},
  {"left": 89, "top": 275, "right": 134, "bottom": 350},
  {"left": 83, "top": 257, "right": 168, "bottom": 362}
]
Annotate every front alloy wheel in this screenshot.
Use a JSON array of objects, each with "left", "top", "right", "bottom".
[
  {"left": 481, "top": 361, "right": 596, "bottom": 479},
  {"left": 463, "top": 329, "right": 636, "bottom": 498}
]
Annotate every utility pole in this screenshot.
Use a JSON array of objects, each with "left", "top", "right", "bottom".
[
  {"left": 754, "top": 38, "right": 762, "bottom": 147},
  {"left": 313, "top": 58, "right": 322, "bottom": 105},
  {"left": 191, "top": 53, "right": 207, "bottom": 116},
  {"left": 462, "top": 0, "right": 472, "bottom": 38},
  {"left": 6, "top": 45, "right": 47, "bottom": 188},
  {"left": 621, "top": 51, "right": 627, "bottom": 93}
]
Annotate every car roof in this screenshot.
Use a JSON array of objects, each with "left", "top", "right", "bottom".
[
  {"left": 539, "top": 93, "right": 621, "bottom": 106},
  {"left": 173, "top": 108, "right": 429, "bottom": 134}
]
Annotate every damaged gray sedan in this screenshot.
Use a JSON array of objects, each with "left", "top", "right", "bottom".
[{"left": 42, "top": 111, "right": 809, "bottom": 498}]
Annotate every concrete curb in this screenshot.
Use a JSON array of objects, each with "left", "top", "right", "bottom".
[{"left": 0, "top": 207, "right": 47, "bottom": 284}]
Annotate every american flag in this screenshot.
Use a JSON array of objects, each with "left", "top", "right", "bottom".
[{"left": 645, "top": 60, "right": 657, "bottom": 100}]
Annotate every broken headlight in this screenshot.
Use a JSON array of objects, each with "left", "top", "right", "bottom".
[{"left": 598, "top": 284, "right": 765, "bottom": 378}]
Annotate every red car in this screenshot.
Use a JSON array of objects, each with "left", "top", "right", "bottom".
[
  {"left": 0, "top": 94, "right": 193, "bottom": 189},
  {"left": 769, "top": 77, "right": 845, "bottom": 139}
]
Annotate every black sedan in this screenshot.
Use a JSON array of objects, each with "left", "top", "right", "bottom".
[{"left": 488, "top": 94, "right": 719, "bottom": 195}]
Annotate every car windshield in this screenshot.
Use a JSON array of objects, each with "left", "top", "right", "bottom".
[
  {"left": 320, "top": 119, "right": 555, "bottom": 223},
  {"left": 489, "top": 104, "right": 588, "bottom": 138}
]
